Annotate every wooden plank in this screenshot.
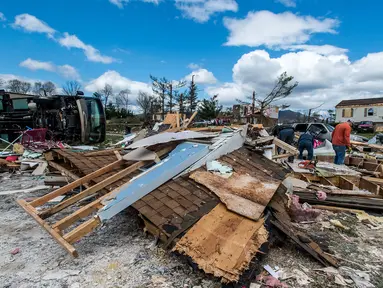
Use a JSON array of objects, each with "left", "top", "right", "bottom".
[
  {"left": 16, "top": 199, "right": 78, "bottom": 257},
  {"left": 84, "top": 148, "right": 124, "bottom": 157},
  {"left": 362, "top": 176, "right": 383, "bottom": 185},
  {"left": 30, "top": 159, "right": 123, "bottom": 207},
  {"left": 273, "top": 138, "right": 298, "bottom": 155},
  {"left": 184, "top": 111, "right": 198, "bottom": 129},
  {"left": 272, "top": 153, "right": 293, "bottom": 159},
  {"left": 271, "top": 218, "right": 338, "bottom": 267},
  {"left": 176, "top": 112, "right": 180, "bottom": 128},
  {"left": 359, "top": 177, "right": 380, "bottom": 194},
  {"left": 320, "top": 177, "right": 336, "bottom": 187},
  {"left": 362, "top": 161, "right": 380, "bottom": 172},
  {"left": 339, "top": 176, "right": 355, "bottom": 190},
  {"left": 48, "top": 161, "right": 82, "bottom": 182},
  {"left": 39, "top": 161, "right": 147, "bottom": 219},
  {"left": 114, "top": 150, "right": 122, "bottom": 160},
  {"left": 351, "top": 140, "right": 383, "bottom": 151},
  {"left": 63, "top": 217, "right": 101, "bottom": 244},
  {"left": 52, "top": 198, "right": 105, "bottom": 231},
  {"left": 311, "top": 205, "right": 364, "bottom": 214},
  {"left": 348, "top": 157, "right": 364, "bottom": 167}
]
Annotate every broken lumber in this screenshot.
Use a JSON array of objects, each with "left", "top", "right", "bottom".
[
  {"left": 294, "top": 191, "right": 383, "bottom": 211},
  {"left": 174, "top": 203, "right": 268, "bottom": 282},
  {"left": 273, "top": 138, "right": 298, "bottom": 155}
]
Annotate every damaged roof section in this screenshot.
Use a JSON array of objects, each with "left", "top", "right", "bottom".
[{"left": 174, "top": 203, "right": 268, "bottom": 283}]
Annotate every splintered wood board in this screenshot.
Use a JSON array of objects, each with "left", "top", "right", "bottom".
[
  {"left": 174, "top": 203, "right": 268, "bottom": 283},
  {"left": 190, "top": 170, "right": 280, "bottom": 220}
]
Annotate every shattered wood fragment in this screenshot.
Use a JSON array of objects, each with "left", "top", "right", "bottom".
[
  {"left": 190, "top": 170, "right": 280, "bottom": 220},
  {"left": 174, "top": 203, "right": 268, "bottom": 283}
]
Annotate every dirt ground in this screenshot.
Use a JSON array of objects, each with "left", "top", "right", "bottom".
[{"left": 1, "top": 172, "right": 382, "bottom": 288}]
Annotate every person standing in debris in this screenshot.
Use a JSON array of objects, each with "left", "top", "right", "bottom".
[
  {"left": 332, "top": 120, "right": 352, "bottom": 165},
  {"left": 274, "top": 124, "right": 295, "bottom": 162},
  {"left": 298, "top": 131, "right": 314, "bottom": 160}
]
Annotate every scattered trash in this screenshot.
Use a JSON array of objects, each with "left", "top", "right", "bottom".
[
  {"left": 330, "top": 219, "right": 350, "bottom": 230},
  {"left": 10, "top": 248, "right": 20, "bottom": 255}
]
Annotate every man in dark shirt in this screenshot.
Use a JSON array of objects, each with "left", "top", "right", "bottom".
[
  {"left": 274, "top": 124, "right": 295, "bottom": 162},
  {"left": 298, "top": 132, "right": 314, "bottom": 160}
]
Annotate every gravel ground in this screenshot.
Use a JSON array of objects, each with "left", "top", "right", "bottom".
[{"left": 0, "top": 173, "right": 219, "bottom": 288}]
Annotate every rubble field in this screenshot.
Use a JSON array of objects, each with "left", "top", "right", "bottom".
[{"left": 1, "top": 174, "right": 382, "bottom": 288}]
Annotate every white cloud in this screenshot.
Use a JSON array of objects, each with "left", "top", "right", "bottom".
[
  {"left": 19, "top": 58, "right": 80, "bottom": 80},
  {"left": 13, "top": 14, "right": 114, "bottom": 64},
  {"left": 187, "top": 63, "right": 201, "bottom": 69},
  {"left": 184, "top": 68, "right": 217, "bottom": 84},
  {"left": 58, "top": 33, "right": 116, "bottom": 64},
  {"left": 85, "top": 70, "right": 152, "bottom": 101},
  {"left": 13, "top": 14, "right": 55, "bottom": 37},
  {"left": 224, "top": 11, "right": 339, "bottom": 48},
  {"left": 286, "top": 44, "right": 348, "bottom": 56},
  {"left": 205, "top": 49, "right": 383, "bottom": 109},
  {"left": 275, "top": 0, "right": 296, "bottom": 8},
  {"left": 57, "top": 65, "right": 81, "bottom": 80},
  {"left": 109, "top": 0, "right": 160, "bottom": 9},
  {"left": 20, "top": 58, "right": 55, "bottom": 72},
  {"left": 0, "top": 12, "right": 6, "bottom": 21},
  {"left": 175, "top": 0, "right": 238, "bottom": 23}
]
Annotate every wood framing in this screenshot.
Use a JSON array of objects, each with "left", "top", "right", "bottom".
[
  {"left": 17, "top": 146, "right": 174, "bottom": 257},
  {"left": 273, "top": 138, "right": 298, "bottom": 155}
]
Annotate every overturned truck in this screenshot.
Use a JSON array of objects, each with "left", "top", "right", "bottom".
[{"left": 0, "top": 90, "right": 106, "bottom": 144}]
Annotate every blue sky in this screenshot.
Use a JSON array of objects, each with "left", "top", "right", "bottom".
[{"left": 1, "top": 0, "right": 383, "bottom": 110}]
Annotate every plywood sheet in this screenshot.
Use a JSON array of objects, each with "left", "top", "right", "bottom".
[
  {"left": 174, "top": 203, "right": 267, "bottom": 282},
  {"left": 190, "top": 170, "right": 280, "bottom": 220}
]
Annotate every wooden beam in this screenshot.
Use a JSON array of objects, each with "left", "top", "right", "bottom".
[
  {"left": 114, "top": 150, "right": 122, "bottom": 160},
  {"left": 362, "top": 161, "right": 380, "bottom": 172},
  {"left": 272, "top": 153, "right": 293, "bottom": 159},
  {"left": 16, "top": 199, "right": 78, "bottom": 257},
  {"left": 63, "top": 217, "right": 101, "bottom": 244},
  {"left": 339, "top": 176, "right": 355, "bottom": 190},
  {"left": 48, "top": 161, "right": 85, "bottom": 184},
  {"left": 39, "top": 161, "right": 147, "bottom": 219},
  {"left": 351, "top": 140, "right": 383, "bottom": 151},
  {"left": 184, "top": 111, "right": 198, "bottom": 129},
  {"left": 320, "top": 177, "right": 336, "bottom": 187},
  {"left": 312, "top": 205, "right": 364, "bottom": 214},
  {"left": 52, "top": 198, "right": 104, "bottom": 231},
  {"left": 362, "top": 176, "right": 383, "bottom": 185},
  {"left": 84, "top": 148, "right": 124, "bottom": 157},
  {"left": 359, "top": 177, "right": 380, "bottom": 195},
  {"left": 30, "top": 159, "right": 123, "bottom": 207},
  {"left": 273, "top": 138, "right": 298, "bottom": 155}
]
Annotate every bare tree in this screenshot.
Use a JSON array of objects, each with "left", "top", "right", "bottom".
[
  {"left": 116, "top": 88, "right": 131, "bottom": 111},
  {"left": 7, "top": 79, "right": 31, "bottom": 93},
  {"left": 32, "top": 82, "right": 57, "bottom": 96},
  {"left": 307, "top": 103, "right": 324, "bottom": 122},
  {"left": 62, "top": 80, "right": 82, "bottom": 96},
  {"left": 98, "top": 84, "right": 113, "bottom": 109},
  {"left": 150, "top": 75, "right": 169, "bottom": 120},
  {"left": 0, "top": 78, "right": 4, "bottom": 89},
  {"left": 136, "top": 91, "right": 153, "bottom": 120},
  {"left": 257, "top": 72, "right": 298, "bottom": 124}
]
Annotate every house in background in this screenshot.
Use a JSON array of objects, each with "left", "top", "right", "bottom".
[{"left": 335, "top": 97, "right": 383, "bottom": 123}]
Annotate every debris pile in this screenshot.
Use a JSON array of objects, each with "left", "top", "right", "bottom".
[{"left": 2, "top": 114, "right": 382, "bottom": 287}]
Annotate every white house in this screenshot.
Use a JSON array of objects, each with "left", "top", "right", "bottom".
[{"left": 335, "top": 97, "right": 383, "bottom": 123}]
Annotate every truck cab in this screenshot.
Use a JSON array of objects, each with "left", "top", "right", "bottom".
[{"left": 0, "top": 91, "right": 106, "bottom": 144}]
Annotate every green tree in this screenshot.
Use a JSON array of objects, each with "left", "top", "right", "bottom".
[
  {"left": 187, "top": 75, "right": 198, "bottom": 114},
  {"left": 198, "top": 95, "right": 222, "bottom": 120}
]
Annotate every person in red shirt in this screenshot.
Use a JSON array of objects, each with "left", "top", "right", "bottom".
[{"left": 332, "top": 120, "right": 352, "bottom": 165}]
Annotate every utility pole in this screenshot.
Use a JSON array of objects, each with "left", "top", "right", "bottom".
[{"left": 252, "top": 91, "right": 255, "bottom": 124}]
